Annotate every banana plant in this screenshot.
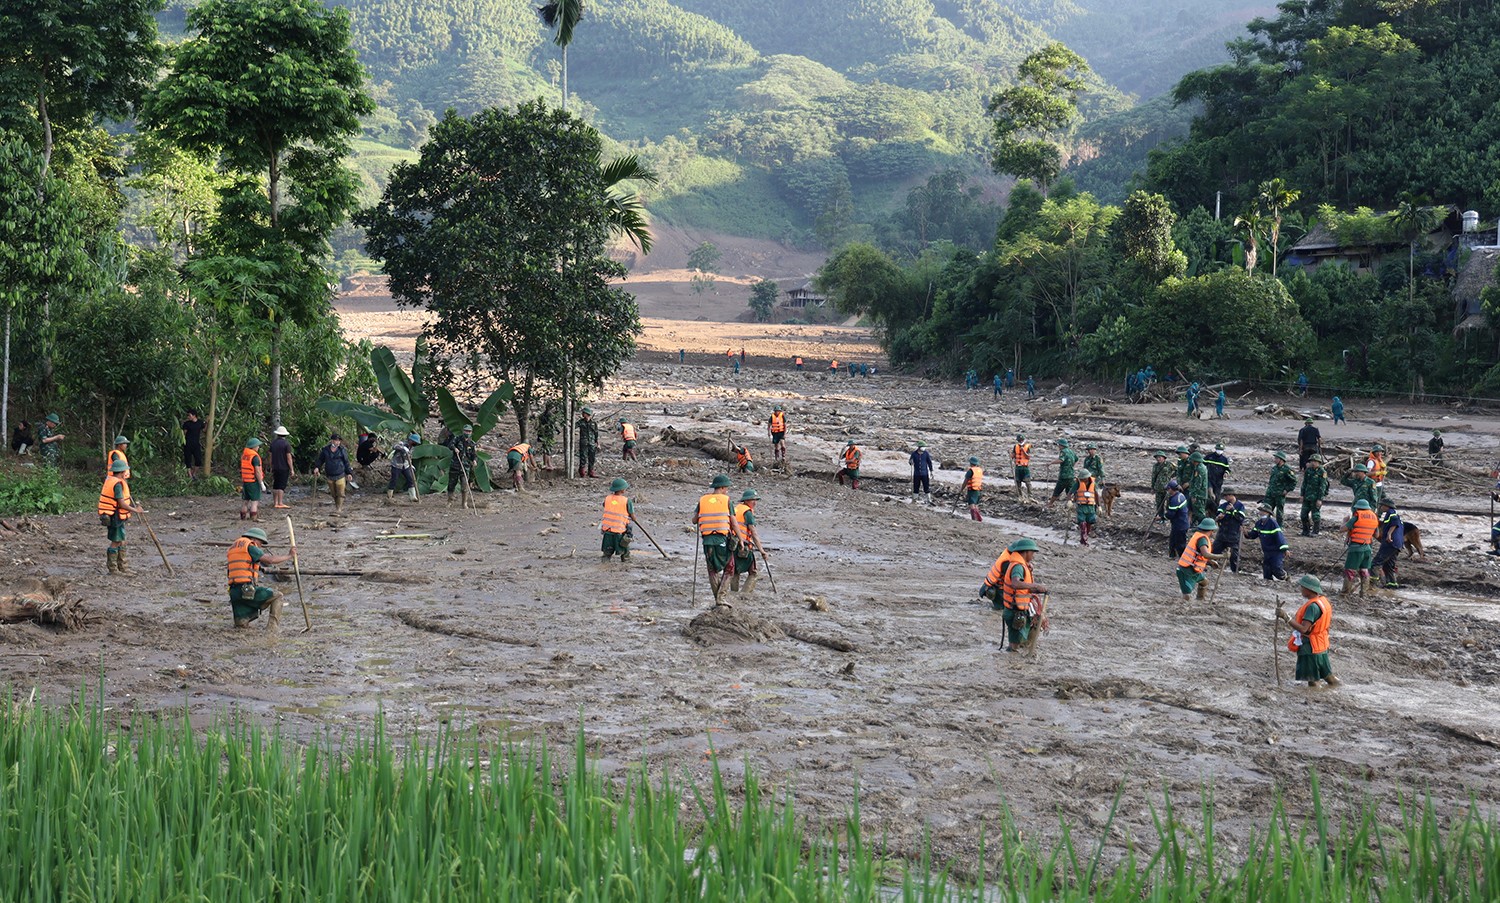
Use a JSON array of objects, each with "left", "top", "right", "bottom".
[
  {"left": 430, "top": 383, "right": 514, "bottom": 492},
  {"left": 317, "top": 338, "right": 451, "bottom": 492}
]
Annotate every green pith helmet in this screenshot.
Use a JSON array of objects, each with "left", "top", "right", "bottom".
[
  {"left": 1008, "top": 538, "right": 1039, "bottom": 553},
  {"left": 1304, "top": 417, "right": 1313, "bottom": 424},
  {"left": 462, "top": 424, "right": 474, "bottom": 433},
  {"left": 1379, "top": 497, "right": 1395, "bottom": 508},
  {"left": 1015, "top": 433, "right": 1026, "bottom": 441},
  {"left": 1190, "top": 451, "right": 1204, "bottom": 462},
  {"left": 1057, "top": 438, "right": 1070, "bottom": 446},
  {"left": 1085, "top": 441, "right": 1097, "bottom": 449},
  {"left": 1152, "top": 450, "right": 1166, "bottom": 458},
  {"left": 1372, "top": 444, "right": 1384, "bottom": 452},
  {"left": 582, "top": 406, "right": 593, "bottom": 415},
  {"left": 610, "top": 478, "right": 629, "bottom": 491},
  {"left": 45, "top": 413, "right": 60, "bottom": 424},
  {"left": 242, "top": 527, "right": 269, "bottom": 542},
  {"left": 1310, "top": 454, "right": 1325, "bottom": 464},
  {"left": 1078, "top": 468, "right": 1092, "bottom": 478},
  {"left": 114, "top": 435, "right": 129, "bottom": 445},
  {"left": 846, "top": 440, "right": 855, "bottom": 447},
  {"left": 916, "top": 441, "right": 926, "bottom": 447},
  {"left": 110, "top": 459, "right": 128, "bottom": 473},
  {"left": 1198, "top": 518, "right": 1219, "bottom": 530},
  {"left": 741, "top": 489, "right": 760, "bottom": 501},
  {"left": 1353, "top": 463, "right": 1367, "bottom": 472},
  {"left": 1433, "top": 429, "right": 1441, "bottom": 436},
  {"left": 1272, "top": 451, "right": 1287, "bottom": 461},
  {"left": 1175, "top": 445, "right": 1189, "bottom": 454},
  {"left": 246, "top": 438, "right": 262, "bottom": 448},
  {"left": 1297, "top": 574, "right": 1323, "bottom": 593},
  {"left": 969, "top": 456, "right": 979, "bottom": 465},
  {"left": 1354, "top": 499, "right": 1372, "bottom": 510},
  {"left": 408, "top": 433, "right": 421, "bottom": 444},
  {"left": 711, "top": 474, "right": 732, "bottom": 488},
  {"left": 1215, "top": 442, "right": 1225, "bottom": 450},
  {"left": 773, "top": 405, "right": 783, "bottom": 412},
  {"left": 1221, "top": 486, "right": 1235, "bottom": 496}
]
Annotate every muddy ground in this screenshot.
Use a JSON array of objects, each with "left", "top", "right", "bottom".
[{"left": 4, "top": 346, "right": 1500, "bottom": 872}]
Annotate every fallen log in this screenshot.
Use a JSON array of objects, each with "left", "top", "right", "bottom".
[
  {"left": 0, "top": 579, "right": 87, "bottom": 630},
  {"left": 780, "top": 623, "right": 858, "bottom": 652},
  {"left": 657, "top": 426, "right": 739, "bottom": 463}
]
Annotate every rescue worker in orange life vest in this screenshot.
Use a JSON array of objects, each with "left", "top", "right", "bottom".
[
  {"left": 226, "top": 526, "right": 296, "bottom": 629},
  {"left": 1277, "top": 574, "right": 1341, "bottom": 688},
  {"left": 1011, "top": 433, "right": 1033, "bottom": 501},
  {"left": 619, "top": 418, "right": 639, "bottom": 460},
  {"left": 600, "top": 478, "right": 634, "bottom": 562},
  {"left": 1342, "top": 498, "right": 1379, "bottom": 596},
  {"left": 729, "top": 488, "right": 763, "bottom": 593},
  {"left": 99, "top": 458, "right": 146, "bottom": 575},
  {"left": 1175, "top": 517, "right": 1226, "bottom": 601},
  {"left": 239, "top": 437, "right": 265, "bottom": 521},
  {"left": 1073, "top": 468, "right": 1098, "bottom": 545},
  {"left": 506, "top": 441, "right": 533, "bottom": 491},
  {"left": 962, "top": 456, "right": 984, "bottom": 521},
  {"left": 732, "top": 441, "right": 754, "bottom": 474},
  {"left": 836, "top": 440, "right": 861, "bottom": 490},
  {"left": 106, "top": 435, "right": 131, "bottom": 479},
  {"left": 982, "top": 537, "right": 1049, "bottom": 651},
  {"left": 767, "top": 405, "right": 788, "bottom": 465},
  {"left": 692, "top": 474, "right": 738, "bottom": 604}
]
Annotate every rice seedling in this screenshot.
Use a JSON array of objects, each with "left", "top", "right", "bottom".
[{"left": 1, "top": 694, "right": 1496, "bottom": 901}]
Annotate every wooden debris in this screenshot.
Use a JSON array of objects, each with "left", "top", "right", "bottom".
[{"left": 0, "top": 578, "right": 87, "bottom": 630}]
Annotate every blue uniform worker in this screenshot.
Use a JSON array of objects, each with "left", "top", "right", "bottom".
[{"left": 1251, "top": 503, "right": 1289, "bottom": 580}]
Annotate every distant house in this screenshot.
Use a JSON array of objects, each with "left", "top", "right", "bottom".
[
  {"left": 1285, "top": 207, "right": 1463, "bottom": 275},
  {"left": 1451, "top": 247, "right": 1497, "bottom": 334},
  {"left": 782, "top": 280, "right": 827, "bottom": 310}
]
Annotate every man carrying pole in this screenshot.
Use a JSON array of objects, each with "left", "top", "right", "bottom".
[
  {"left": 962, "top": 456, "right": 984, "bottom": 521},
  {"left": 990, "top": 538, "right": 1048, "bottom": 652},
  {"left": 1175, "top": 517, "right": 1223, "bottom": 601},
  {"left": 1299, "top": 454, "right": 1329, "bottom": 536},
  {"left": 226, "top": 526, "right": 296, "bottom": 629},
  {"left": 98, "top": 459, "right": 146, "bottom": 575},
  {"left": 692, "top": 474, "right": 737, "bottom": 604},
  {"left": 1151, "top": 450, "right": 1174, "bottom": 518},
  {"left": 836, "top": 440, "right": 862, "bottom": 490},
  {"left": 1047, "top": 438, "right": 1077, "bottom": 508},
  {"left": 1342, "top": 498, "right": 1378, "bottom": 596},
  {"left": 729, "top": 488, "right": 764, "bottom": 594},
  {"left": 446, "top": 424, "right": 477, "bottom": 507},
  {"left": 600, "top": 478, "right": 635, "bottom": 562}
]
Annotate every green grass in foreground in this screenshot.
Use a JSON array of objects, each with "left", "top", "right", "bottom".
[{"left": 2, "top": 697, "right": 1497, "bottom": 901}]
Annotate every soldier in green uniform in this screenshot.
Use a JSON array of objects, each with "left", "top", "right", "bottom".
[
  {"left": 730, "top": 488, "right": 763, "bottom": 593},
  {"left": 1174, "top": 445, "right": 1194, "bottom": 488},
  {"left": 1341, "top": 462, "right": 1378, "bottom": 511},
  {"left": 576, "top": 407, "right": 599, "bottom": 478},
  {"left": 37, "top": 413, "right": 64, "bottom": 468},
  {"left": 445, "top": 425, "right": 478, "bottom": 505},
  {"left": 1187, "top": 451, "right": 1210, "bottom": 523},
  {"left": 1082, "top": 442, "right": 1105, "bottom": 483},
  {"left": 1151, "top": 450, "right": 1175, "bottom": 517},
  {"left": 1299, "top": 454, "right": 1330, "bottom": 536},
  {"left": 1265, "top": 450, "right": 1298, "bottom": 525},
  {"left": 1047, "top": 439, "right": 1078, "bottom": 508},
  {"left": 600, "top": 478, "right": 634, "bottom": 562}
]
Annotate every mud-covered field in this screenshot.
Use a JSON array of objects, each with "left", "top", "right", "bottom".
[{"left": 4, "top": 349, "right": 1500, "bottom": 868}]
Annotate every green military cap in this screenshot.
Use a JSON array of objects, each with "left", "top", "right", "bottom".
[
  {"left": 110, "top": 459, "right": 128, "bottom": 473},
  {"left": 1310, "top": 454, "right": 1324, "bottom": 463},
  {"left": 773, "top": 404, "right": 783, "bottom": 412},
  {"left": 1432, "top": 429, "right": 1441, "bottom": 436},
  {"left": 242, "top": 527, "right": 269, "bottom": 542},
  {"left": 1353, "top": 463, "right": 1367, "bottom": 472},
  {"left": 968, "top": 456, "right": 979, "bottom": 465},
  {"left": 711, "top": 474, "right": 732, "bottom": 488},
  {"left": 46, "top": 413, "right": 60, "bottom": 424},
  {"left": 1152, "top": 450, "right": 1166, "bottom": 458},
  {"left": 846, "top": 439, "right": 856, "bottom": 446},
  {"left": 1272, "top": 451, "right": 1287, "bottom": 460},
  {"left": 741, "top": 489, "right": 760, "bottom": 501},
  {"left": 1221, "top": 486, "right": 1235, "bottom": 495},
  {"left": 246, "top": 438, "right": 262, "bottom": 448},
  {"left": 1215, "top": 442, "right": 1225, "bottom": 450},
  {"left": 1198, "top": 518, "right": 1219, "bottom": 530},
  {"left": 1190, "top": 451, "right": 1204, "bottom": 461},
  {"left": 1175, "top": 445, "right": 1189, "bottom": 454},
  {"left": 1354, "top": 499, "right": 1372, "bottom": 510},
  {"left": 1297, "top": 574, "right": 1323, "bottom": 593},
  {"left": 581, "top": 406, "right": 593, "bottom": 415},
  {"left": 1372, "top": 444, "right": 1385, "bottom": 452},
  {"left": 1015, "top": 433, "right": 1026, "bottom": 441},
  {"left": 1085, "top": 441, "right": 1097, "bottom": 449},
  {"left": 114, "top": 435, "right": 129, "bottom": 445},
  {"left": 916, "top": 441, "right": 926, "bottom": 447},
  {"left": 1008, "top": 538, "right": 1039, "bottom": 553},
  {"left": 610, "top": 478, "right": 629, "bottom": 491},
  {"left": 1078, "top": 468, "right": 1092, "bottom": 478},
  {"left": 1304, "top": 417, "right": 1313, "bottom": 423},
  {"left": 1378, "top": 497, "right": 1395, "bottom": 507},
  {"left": 1057, "top": 438, "right": 1070, "bottom": 446},
  {"left": 462, "top": 424, "right": 474, "bottom": 433}
]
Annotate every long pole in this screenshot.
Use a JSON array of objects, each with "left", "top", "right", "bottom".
[
  {"left": 690, "top": 536, "right": 700, "bottom": 607},
  {"left": 757, "top": 546, "right": 779, "bottom": 594},
  {"left": 1272, "top": 596, "right": 1283, "bottom": 687},
  {"left": 136, "top": 510, "right": 174, "bottom": 576},
  {"left": 630, "top": 515, "right": 669, "bottom": 560},
  {"left": 286, "top": 516, "right": 310, "bottom": 632}
]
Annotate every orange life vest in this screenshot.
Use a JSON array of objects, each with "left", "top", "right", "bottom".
[
  {"left": 98, "top": 475, "right": 132, "bottom": 520},
  {"left": 736, "top": 448, "right": 751, "bottom": 468},
  {"left": 733, "top": 502, "right": 754, "bottom": 540},
  {"left": 106, "top": 448, "right": 130, "bottom": 478},
  {"left": 794, "top": 357, "right": 803, "bottom": 366},
  {"left": 240, "top": 447, "right": 261, "bottom": 483},
  {"left": 1347, "top": 508, "right": 1378, "bottom": 545},
  {"left": 1177, "top": 530, "right": 1212, "bottom": 573},
  {"left": 621, "top": 423, "right": 637, "bottom": 442},
  {"left": 769, "top": 411, "right": 785, "bottom": 432},
  {"left": 842, "top": 446, "right": 860, "bottom": 468},
  {"left": 984, "top": 551, "right": 1013, "bottom": 590},
  {"left": 226, "top": 537, "right": 260, "bottom": 586},
  {"left": 1369, "top": 452, "right": 1387, "bottom": 482},
  {"left": 1001, "top": 556, "right": 1034, "bottom": 612},
  {"left": 1292, "top": 595, "right": 1332, "bottom": 654},
  {"left": 1012, "top": 443, "right": 1031, "bottom": 466},
  {"left": 697, "top": 492, "right": 732, "bottom": 536},
  {"left": 829, "top": 360, "right": 838, "bottom": 370},
  {"left": 965, "top": 467, "right": 984, "bottom": 491},
  {"left": 509, "top": 443, "right": 530, "bottom": 457},
  {"left": 600, "top": 494, "right": 630, "bottom": 534},
  {"left": 1075, "top": 476, "right": 1096, "bottom": 506}
]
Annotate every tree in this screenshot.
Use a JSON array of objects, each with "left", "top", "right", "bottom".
[
  {"left": 537, "top": 0, "right": 583, "bottom": 112},
  {"left": 1233, "top": 208, "right": 1268, "bottom": 274},
  {"left": 1130, "top": 270, "right": 1315, "bottom": 378},
  {"left": 599, "top": 153, "right": 657, "bottom": 254},
  {"left": 687, "top": 241, "right": 721, "bottom": 273},
  {"left": 1387, "top": 192, "right": 1445, "bottom": 304},
  {"left": 1257, "top": 178, "right": 1301, "bottom": 277},
  {"left": 988, "top": 43, "right": 1089, "bottom": 194},
  {"left": 146, "top": 0, "right": 374, "bottom": 428},
  {"left": 748, "top": 279, "right": 778, "bottom": 322},
  {"left": 1116, "top": 191, "right": 1187, "bottom": 286},
  {"left": 358, "top": 102, "right": 640, "bottom": 448},
  {"left": 817, "top": 243, "right": 921, "bottom": 330},
  {"left": 0, "top": 0, "right": 163, "bottom": 171}
]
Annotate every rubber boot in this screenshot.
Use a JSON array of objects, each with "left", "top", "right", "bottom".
[
  {"left": 106, "top": 550, "right": 118, "bottom": 574},
  {"left": 743, "top": 573, "right": 758, "bottom": 594},
  {"left": 729, "top": 571, "right": 740, "bottom": 592},
  {"left": 446, "top": 492, "right": 454, "bottom": 507},
  {"left": 578, "top": 465, "right": 586, "bottom": 477},
  {"left": 1324, "top": 675, "right": 1343, "bottom": 687},
  {"left": 116, "top": 548, "right": 131, "bottom": 575},
  {"left": 1196, "top": 581, "right": 1207, "bottom": 601},
  {"left": 969, "top": 505, "right": 982, "bottom": 522},
  {"left": 267, "top": 592, "right": 285, "bottom": 628},
  {"left": 851, "top": 479, "right": 860, "bottom": 491},
  {"left": 1359, "top": 574, "right": 1370, "bottom": 596},
  {"left": 1079, "top": 524, "right": 1088, "bottom": 546},
  {"left": 1311, "top": 517, "right": 1321, "bottom": 536},
  {"left": 1385, "top": 567, "right": 1399, "bottom": 589},
  {"left": 588, "top": 469, "right": 597, "bottom": 478},
  {"left": 1300, "top": 518, "right": 1311, "bottom": 537},
  {"left": 386, "top": 490, "right": 394, "bottom": 501},
  {"left": 1340, "top": 575, "right": 1353, "bottom": 595}
]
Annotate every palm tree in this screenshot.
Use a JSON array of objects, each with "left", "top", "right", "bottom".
[
  {"left": 537, "top": 0, "right": 583, "bottom": 112},
  {"left": 1388, "top": 192, "right": 1445, "bottom": 304},
  {"left": 1258, "top": 178, "right": 1301, "bottom": 277},
  {"left": 1233, "top": 208, "right": 1269, "bottom": 274},
  {"left": 599, "top": 152, "right": 657, "bottom": 253}
]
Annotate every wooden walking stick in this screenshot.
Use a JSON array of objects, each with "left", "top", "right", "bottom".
[
  {"left": 1207, "top": 552, "right": 1227, "bottom": 604},
  {"left": 691, "top": 534, "right": 701, "bottom": 607},
  {"left": 756, "top": 545, "right": 779, "bottom": 594},
  {"left": 1272, "top": 597, "right": 1283, "bottom": 687},
  {"left": 629, "top": 515, "right": 670, "bottom": 560},
  {"left": 135, "top": 510, "right": 174, "bottom": 576},
  {"left": 286, "top": 516, "right": 311, "bottom": 632}
]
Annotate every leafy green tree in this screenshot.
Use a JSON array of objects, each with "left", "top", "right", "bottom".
[
  {"left": 146, "top": 0, "right": 374, "bottom": 428},
  {"left": 1115, "top": 191, "right": 1187, "bottom": 286},
  {"left": 1387, "top": 192, "right": 1445, "bottom": 304},
  {"left": 748, "top": 279, "right": 778, "bottom": 322},
  {"left": 687, "top": 241, "right": 721, "bottom": 273},
  {"left": 537, "top": 0, "right": 583, "bottom": 111},
  {"left": 1232, "top": 207, "right": 1268, "bottom": 274},
  {"left": 816, "top": 242, "right": 920, "bottom": 330},
  {"left": 359, "top": 102, "right": 640, "bottom": 451},
  {"left": 988, "top": 43, "right": 1089, "bottom": 193},
  {"left": 997, "top": 193, "right": 1118, "bottom": 356},
  {"left": 1129, "top": 270, "right": 1315, "bottom": 379},
  {"left": 1257, "top": 178, "right": 1301, "bottom": 277}
]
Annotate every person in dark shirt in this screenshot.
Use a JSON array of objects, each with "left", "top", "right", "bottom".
[
  {"left": 268, "top": 426, "right": 295, "bottom": 509},
  {"left": 1296, "top": 417, "right": 1321, "bottom": 470},
  {"left": 183, "top": 410, "right": 205, "bottom": 479},
  {"left": 11, "top": 420, "right": 32, "bottom": 455}
]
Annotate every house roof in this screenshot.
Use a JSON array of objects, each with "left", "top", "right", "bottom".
[
  {"left": 1292, "top": 223, "right": 1342, "bottom": 252},
  {"left": 1292, "top": 206, "right": 1461, "bottom": 253},
  {"left": 1453, "top": 247, "right": 1500, "bottom": 302}
]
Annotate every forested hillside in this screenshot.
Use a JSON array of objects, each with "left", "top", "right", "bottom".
[{"left": 156, "top": 0, "right": 1257, "bottom": 258}]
